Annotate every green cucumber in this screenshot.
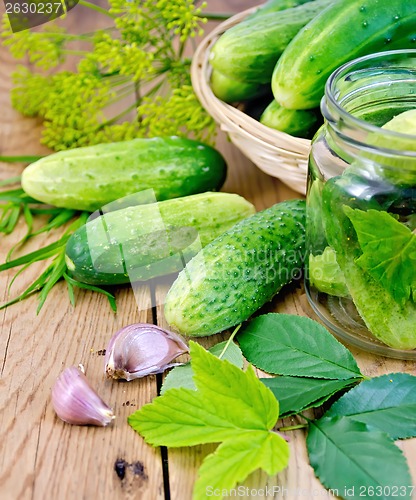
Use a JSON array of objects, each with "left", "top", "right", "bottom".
[
  {"left": 209, "top": 0, "right": 334, "bottom": 84},
  {"left": 272, "top": 0, "right": 416, "bottom": 109},
  {"left": 365, "top": 109, "right": 416, "bottom": 187},
  {"left": 164, "top": 199, "right": 306, "bottom": 336},
  {"left": 65, "top": 192, "right": 255, "bottom": 286},
  {"left": 308, "top": 247, "right": 349, "bottom": 297},
  {"left": 210, "top": 69, "right": 269, "bottom": 103},
  {"left": 21, "top": 137, "right": 227, "bottom": 211},
  {"left": 260, "top": 99, "right": 321, "bottom": 138},
  {"left": 321, "top": 174, "right": 416, "bottom": 349}
]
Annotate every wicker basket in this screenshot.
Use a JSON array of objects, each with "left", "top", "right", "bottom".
[{"left": 191, "top": 8, "right": 312, "bottom": 195}]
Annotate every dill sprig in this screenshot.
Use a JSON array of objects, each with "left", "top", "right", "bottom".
[
  {"left": 0, "top": 0, "right": 220, "bottom": 312},
  {"left": 1, "top": 0, "right": 216, "bottom": 151},
  {"left": 0, "top": 182, "right": 117, "bottom": 313}
]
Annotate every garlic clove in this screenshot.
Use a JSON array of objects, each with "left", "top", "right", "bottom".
[
  {"left": 104, "top": 323, "right": 189, "bottom": 381},
  {"left": 52, "top": 365, "right": 115, "bottom": 426}
]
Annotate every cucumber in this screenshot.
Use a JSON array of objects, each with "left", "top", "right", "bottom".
[
  {"left": 243, "top": 95, "right": 274, "bottom": 122},
  {"left": 21, "top": 137, "right": 227, "bottom": 211},
  {"left": 164, "top": 199, "right": 306, "bottom": 336},
  {"left": 65, "top": 192, "right": 255, "bottom": 286},
  {"left": 210, "top": 69, "right": 269, "bottom": 103},
  {"left": 246, "top": 0, "right": 316, "bottom": 19},
  {"left": 272, "top": 0, "right": 416, "bottom": 109},
  {"left": 308, "top": 247, "right": 349, "bottom": 297},
  {"left": 259, "top": 99, "right": 321, "bottom": 138},
  {"left": 209, "top": 0, "right": 334, "bottom": 84},
  {"left": 365, "top": 109, "right": 416, "bottom": 187}
]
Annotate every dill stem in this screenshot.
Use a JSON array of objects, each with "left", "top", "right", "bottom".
[
  {"left": 0, "top": 155, "right": 44, "bottom": 163},
  {"left": 278, "top": 424, "right": 308, "bottom": 432},
  {"left": 218, "top": 324, "right": 242, "bottom": 359},
  {"left": 136, "top": 78, "right": 166, "bottom": 105},
  {"left": 102, "top": 76, "right": 167, "bottom": 127},
  {"left": 62, "top": 49, "right": 89, "bottom": 56},
  {"left": 0, "top": 176, "right": 21, "bottom": 187},
  {"left": 106, "top": 86, "right": 136, "bottom": 106},
  {"left": 203, "top": 12, "right": 233, "bottom": 20},
  {"left": 106, "top": 76, "right": 132, "bottom": 87},
  {"left": 178, "top": 40, "right": 186, "bottom": 59},
  {"left": 100, "top": 101, "right": 139, "bottom": 127},
  {"left": 28, "top": 32, "right": 90, "bottom": 41}
]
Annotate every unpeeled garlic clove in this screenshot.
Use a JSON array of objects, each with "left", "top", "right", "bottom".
[
  {"left": 104, "top": 323, "right": 189, "bottom": 381},
  {"left": 52, "top": 365, "right": 115, "bottom": 426}
]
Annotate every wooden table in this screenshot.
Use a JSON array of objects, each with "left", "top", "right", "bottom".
[{"left": 1, "top": 2, "right": 415, "bottom": 499}]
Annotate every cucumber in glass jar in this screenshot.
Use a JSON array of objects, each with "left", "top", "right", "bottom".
[{"left": 305, "top": 50, "right": 416, "bottom": 355}]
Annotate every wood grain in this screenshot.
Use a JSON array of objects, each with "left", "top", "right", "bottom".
[{"left": 1, "top": 1, "right": 415, "bottom": 499}]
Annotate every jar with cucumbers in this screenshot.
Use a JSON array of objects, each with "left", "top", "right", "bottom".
[{"left": 305, "top": 50, "right": 416, "bottom": 359}]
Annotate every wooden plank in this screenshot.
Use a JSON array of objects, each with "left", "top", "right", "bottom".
[
  {"left": 0, "top": 213, "right": 165, "bottom": 499},
  {"left": 154, "top": 281, "right": 225, "bottom": 500},
  {"left": 1, "top": 0, "right": 416, "bottom": 498},
  {"left": 150, "top": 123, "right": 307, "bottom": 498},
  {"left": 148, "top": 128, "right": 292, "bottom": 500},
  {"left": 0, "top": 2, "right": 165, "bottom": 499}
]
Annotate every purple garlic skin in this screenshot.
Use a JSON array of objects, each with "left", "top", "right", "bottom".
[
  {"left": 104, "top": 323, "right": 189, "bottom": 381},
  {"left": 52, "top": 365, "right": 115, "bottom": 426}
]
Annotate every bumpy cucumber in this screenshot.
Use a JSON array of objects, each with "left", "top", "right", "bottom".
[
  {"left": 210, "top": 0, "right": 334, "bottom": 84},
  {"left": 65, "top": 192, "right": 255, "bottom": 286},
  {"left": 21, "top": 137, "right": 227, "bottom": 211},
  {"left": 164, "top": 199, "right": 306, "bottom": 336},
  {"left": 272, "top": 0, "right": 416, "bottom": 109},
  {"left": 260, "top": 100, "right": 321, "bottom": 138},
  {"left": 210, "top": 69, "right": 269, "bottom": 103}
]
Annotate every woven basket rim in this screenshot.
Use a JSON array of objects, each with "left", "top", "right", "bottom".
[{"left": 191, "top": 7, "right": 312, "bottom": 194}]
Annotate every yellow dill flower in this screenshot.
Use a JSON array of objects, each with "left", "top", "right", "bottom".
[{"left": 2, "top": 1, "right": 215, "bottom": 150}]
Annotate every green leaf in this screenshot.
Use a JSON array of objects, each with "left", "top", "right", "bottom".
[
  {"left": 307, "top": 417, "right": 412, "bottom": 499},
  {"left": 36, "top": 253, "right": 67, "bottom": 313},
  {"left": 129, "top": 342, "right": 280, "bottom": 446},
  {"left": 129, "top": 386, "right": 239, "bottom": 446},
  {"left": 193, "top": 431, "right": 289, "bottom": 499},
  {"left": 0, "top": 265, "right": 52, "bottom": 311},
  {"left": 0, "top": 187, "right": 37, "bottom": 204},
  {"left": 324, "top": 373, "right": 416, "bottom": 440},
  {"left": 0, "top": 237, "right": 67, "bottom": 271},
  {"left": 0, "top": 155, "right": 44, "bottom": 163},
  {"left": 0, "top": 205, "right": 20, "bottom": 234},
  {"left": 5, "top": 205, "right": 34, "bottom": 260},
  {"left": 30, "top": 209, "right": 77, "bottom": 237},
  {"left": 238, "top": 314, "right": 362, "bottom": 380},
  {"left": 261, "top": 376, "right": 359, "bottom": 417},
  {"left": 191, "top": 341, "right": 279, "bottom": 431},
  {"left": 0, "top": 175, "right": 21, "bottom": 186},
  {"left": 161, "top": 341, "right": 244, "bottom": 394},
  {"left": 63, "top": 273, "right": 117, "bottom": 312},
  {"left": 0, "top": 211, "right": 90, "bottom": 313},
  {"left": 65, "top": 275, "right": 76, "bottom": 306},
  {"left": 129, "top": 342, "right": 289, "bottom": 496},
  {"left": 344, "top": 207, "right": 416, "bottom": 305}
]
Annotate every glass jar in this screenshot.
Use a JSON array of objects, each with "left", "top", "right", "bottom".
[{"left": 305, "top": 49, "right": 416, "bottom": 359}]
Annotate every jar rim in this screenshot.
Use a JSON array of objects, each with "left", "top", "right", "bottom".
[{"left": 325, "top": 49, "right": 416, "bottom": 158}]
